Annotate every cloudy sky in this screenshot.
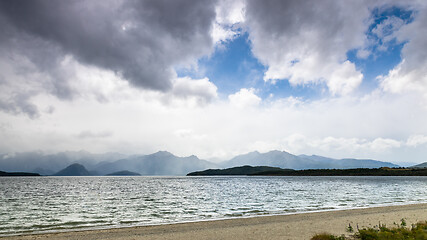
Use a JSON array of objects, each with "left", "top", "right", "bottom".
[{"left": 1, "top": 0, "right": 427, "bottom": 163}]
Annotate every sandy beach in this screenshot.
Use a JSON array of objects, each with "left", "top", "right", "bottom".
[{"left": 2, "top": 203, "right": 426, "bottom": 240}]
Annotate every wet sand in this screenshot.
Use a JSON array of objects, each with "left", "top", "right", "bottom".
[{"left": 2, "top": 203, "right": 426, "bottom": 240}]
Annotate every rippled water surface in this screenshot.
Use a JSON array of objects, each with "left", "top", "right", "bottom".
[{"left": 1, "top": 176, "right": 427, "bottom": 235}]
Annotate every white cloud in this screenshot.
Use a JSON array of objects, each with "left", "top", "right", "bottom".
[
  {"left": 215, "top": 0, "right": 245, "bottom": 25},
  {"left": 168, "top": 77, "right": 218, "bottom": 106},
  {"left": 279, "top": 135, "right": 407, "bottom": 159},
  {"left": 328, "top": 61, "right": 363, "bottom": 95},
  {"left": 1, "top": 87, "right": 427, "bottom": 162},
  {"left": 371, "top": 138, "right": 402, "bottom": 151},
  {"left": 244, "top": 0, "right": 369, "bottom": 95},
  {"left": 211, "top": 0, "right": 245, "bottom": 45},
  {"left": 371, "top": 16, "right": 405, "bottom": 44},
  {"left": 211, "top": 22, "right": 238, "bottom": 44},
  {"left": 174, "top": 129, "right": 207, "bottom": 140},
  {"left": 356, "top": 49, "right": 371, "bottom": 59},
  {"left": 228, "top": 88, "right": 261, "bottom": 108},
  {"left": 406, "top": 135, "right": 427, "bottom": 147},
  {"left": 379, "top": 3, "right": 427, "bottom": 98}
]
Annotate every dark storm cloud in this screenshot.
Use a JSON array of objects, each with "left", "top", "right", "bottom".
[
  {"left": 0, "top": 0, "right": 216, "bottom": 104},
  {"left": 0, "top": 93, "right": 39, "bottom": 119}
]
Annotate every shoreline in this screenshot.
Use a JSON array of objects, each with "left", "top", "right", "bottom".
[{"left": 2, "top": 203, "right": 427, "bottom": 240}]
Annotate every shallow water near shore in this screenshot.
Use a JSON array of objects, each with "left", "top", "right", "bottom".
[{"left": 1, "top": 176, "right": 427, "bottom": 236}]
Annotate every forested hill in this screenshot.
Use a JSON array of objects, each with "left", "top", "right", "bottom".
[{"left": 188, "top": 166, "right": 427, "bottom": 176}]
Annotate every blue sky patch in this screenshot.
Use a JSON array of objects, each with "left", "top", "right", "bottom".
[{"left": 178, "top": 6, "right": 413, "bottom": 100}]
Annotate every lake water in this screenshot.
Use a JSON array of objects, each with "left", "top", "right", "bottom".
[{"left": 1, "top": 176, "right": 427, "bottom": 236}]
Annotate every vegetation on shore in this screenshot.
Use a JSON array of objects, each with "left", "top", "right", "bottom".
[
  {"left": 0, "top": 170, "right": 40, "bottom": 176},
  {"left": 187, "top": 165, "right": 290, "bottom": 176},
  {"left": 311, "top": 219, "right": 427, "bottom": 240},
  {"left": 187, "top": 166, "right": 427, "bottom": 176},
  {"left": 252, "top": 167, "right": 427, "bottom": 176}
]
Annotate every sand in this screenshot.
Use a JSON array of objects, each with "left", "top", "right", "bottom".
[{"left": 2, "top": 203, "right": 426, "bottom": 240}]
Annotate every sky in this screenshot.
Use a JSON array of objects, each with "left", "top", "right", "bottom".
[{"left": 1, "top": 0, "right": 427, "bottom": 164}]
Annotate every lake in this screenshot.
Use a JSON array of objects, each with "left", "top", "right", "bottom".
[{"left": 1, "top": 176, "right": 426, "bottom": 236}]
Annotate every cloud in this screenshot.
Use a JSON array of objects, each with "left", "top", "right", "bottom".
[
  {"left": 371, "top": 137, "right": 402, "bottom": 151},
  {"left": 406, "top": 135, "right": 427, "bottom": 147},
  {"left": 371, "top": 16, "right": 405, "bottom": 45},
  {"left": 77, "top": 130, "right": 113, "bottom": 139},
  {"left": 174, "top": 129, "right": 207, "bottom": 140},
  {"left": 0, "top": 54, "right": 46, "bottom": 118},
  {"left": 169, "top": 77, "right": 218, "bottom": 106},
  {"left": 0, "top": 0, "right": 218, "bottom": 116},
  {"left": 1, "top": 0, "right": 427, "bottom": 165},
  {"left": 211, "top": 0, "right": 245, "bottom": 45},
  {"left": 0, "top": 93, "right": 40, "bottom": 119},
  {"left": 244, "top": 0, "right": 370, "bottom": 95},
  {"left": 328, "top": 61, "right": 363, "bottom": 95},
  {"left": 1, "top": 86, "right": 427, "bottom": 162},
  {"left": 279, "top": 135, "right": 404, "bottom": 158},
  {"left": 211, "top": 22, "right": 239, "bottom": 45},
  {"left": 379, "top": 3, "right": 427, "bottom": 98},
  {"left": 215, "top": 0, "right": 245, "bottom": 25},
  {"left": 228, "top": 88, "right": 261, "bottom": 108}
]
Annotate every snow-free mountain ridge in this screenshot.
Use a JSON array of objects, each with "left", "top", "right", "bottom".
[{"left": 1, "top": 150, "right": 401, "bottom": 176}]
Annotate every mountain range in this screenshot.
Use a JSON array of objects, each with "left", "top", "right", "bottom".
[
  {"left": 0, "top": 150, "right": 421, "bottom": 176},
  {"left": 219, "top": 150, "right": 399, "bottom": 170}
]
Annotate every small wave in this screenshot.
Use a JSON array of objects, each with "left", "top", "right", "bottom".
[
  {"left": 224, "top": 213, "right": 244, "bottom": 217},
  {"left": 243, "top": 209, "right": 266, "bottom": 214},
  {"left": 30, "top": 220, "right": 108, "bottom": 229},
  {"left": 119, "top": 220, "right": 140, "bottom": 224}
]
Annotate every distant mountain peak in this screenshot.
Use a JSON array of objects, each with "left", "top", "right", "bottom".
[
  {"left": 187, "top": 154, "right": 199, "bottom": 159},
  {"left": 242, "top": 151, "right": 261, "bottom": 156},
  {"left": 266, "top": 150, "right": 291, "bottom": 155},
  {"left": 54, "top": 163, "right": 91, "bottom": 176},
  {"left": 151, "top": 151, "right": 174, "bottom": 157}
]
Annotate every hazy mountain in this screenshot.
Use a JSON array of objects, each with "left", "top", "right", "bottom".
[
  {"left": 54, "top": 163, "right": 91, "bottom": 176},
  {"left": 220, "top": 151, "right": 399, "bottom": 170},
  {"left": 394, "top": 162, "right": 418, "bottom": 168},
  {"left": 411, "top": 162, "right": 427, "bottom": 168},
  {"left": 301, "top": 155, "right": 400, "bottom": 168},
  {"left": 1, "top": 149, "right": 402, "bottom": 176},
  {"left": 220, "top": 150, "right": 323, "bottom": 169},
  {"left": 94, "top": 151, "right": 218, "bottom": 176},
  {"left": 0, "top": 150, "right": 217, "bottom": 176},
  {"left": 0, "top": 151, "right": 127, "bottom": 174}
]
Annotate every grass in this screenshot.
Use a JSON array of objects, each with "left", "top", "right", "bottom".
[
  {"left": 311, "top": 233, "right": 346, "bottom": 240},
  {"left": 311, "top": 220, "right": 427, "bottom": 240}
]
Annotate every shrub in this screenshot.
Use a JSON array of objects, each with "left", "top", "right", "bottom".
[
  {"left": 311, "top": 233, "right": 346, "bottom": 240},
  {"left": 311, "top": 221, "right": 427, "bottom": 240}
]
